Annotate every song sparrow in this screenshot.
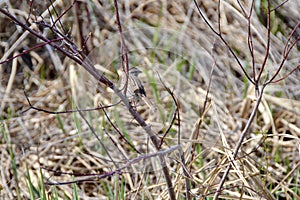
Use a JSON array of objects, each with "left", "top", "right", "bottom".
[{"left": 121, "top": 67, "right": 157, "bottom": 111}]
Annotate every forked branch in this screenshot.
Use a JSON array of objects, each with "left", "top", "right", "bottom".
[
  {"left": 0, "top": 4, "right": 176, "bottom": 199},
  {"left": 193, "top": 1, "right": 300, "bottom": 199}
]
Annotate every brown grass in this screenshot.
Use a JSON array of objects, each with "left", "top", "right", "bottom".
[{"left": 0, "top": 0, "right": 300, "bottom": 199}]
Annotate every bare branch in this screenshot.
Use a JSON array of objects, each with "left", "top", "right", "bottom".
[
  {"left": 256, "top": 0, "right": 271, "bottom": 82},
  {"left": 45, "top": 145, "right": 180, "bottom": 186},
  {"left": 193, "top": 0, "right": 255, "bottom": 85},
  {"left": 100, "top": 102, "right": 141, "bottom": 154},
  {"left": 213, "top": 84, "right": 266, "bottom": 200},
  {"left": 21, "top": 90, "right": 120, "bottom": 115},
  {"left": 0, "top": 38, "right": 63, "bottom": 65},
  {"left": 77, "top": 106, "right": 118, "bottom": 168},
  {"left": 113, "top": 0, "right": 130, "bottom": 96}
]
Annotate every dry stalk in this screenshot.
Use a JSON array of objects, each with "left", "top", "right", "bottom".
[
  {"left": 193, "top": 0, "right": 300, "bottom": 199},
  {"left": 0, "top": 4, "right": 177, "bottom": 200}
]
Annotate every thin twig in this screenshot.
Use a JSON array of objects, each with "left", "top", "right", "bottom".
[
  {"left": 0, "top": 38, "right": 63, "bottom": 65},
  {"left": 157, "top": 72, "right": 191, "bottom": 199},
  {"left": 256, "top": 0, "right": 271, "bottom": 83},
  {"left": 45, "top": 145, "right": 180, "bottom": 186},
  {"left": 0, "top": 6, "right": 177, "bottom": 199},
  {"left": 193, "top": 0, "right": 255, "bottom": 85},
  {"left": 213, "top": 84, "right": 266, "bottom": 200},
  {"left": 100, "top": 102, "right": 141, "bottom": 154},
  {"left": 21, "top": 90, "right": 120, "bottom": 114},
  {"left": 113, "top": 0, "right": 130, "bottom": 96},
  {"left": 112, "top": 1, "right": 176, "bottom": 198},
  {"left": 76, "top": 106, "right": 118, "bottom": 168},
  {"left": 156, "top": 73, "right": 178, "bottom": 149}
]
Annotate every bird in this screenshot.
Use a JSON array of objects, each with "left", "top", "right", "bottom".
[{"left": 121, "top": 67, "right": 157, "bottom": 112}]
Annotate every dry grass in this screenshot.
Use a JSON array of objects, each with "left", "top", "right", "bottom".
[{"left": 0, "top": 0, "right": 300, "bottom": 199}]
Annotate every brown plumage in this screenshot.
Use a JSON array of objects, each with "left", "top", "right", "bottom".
[{"left": 121, "top": 67, "right": 157, "bottom": 111}]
